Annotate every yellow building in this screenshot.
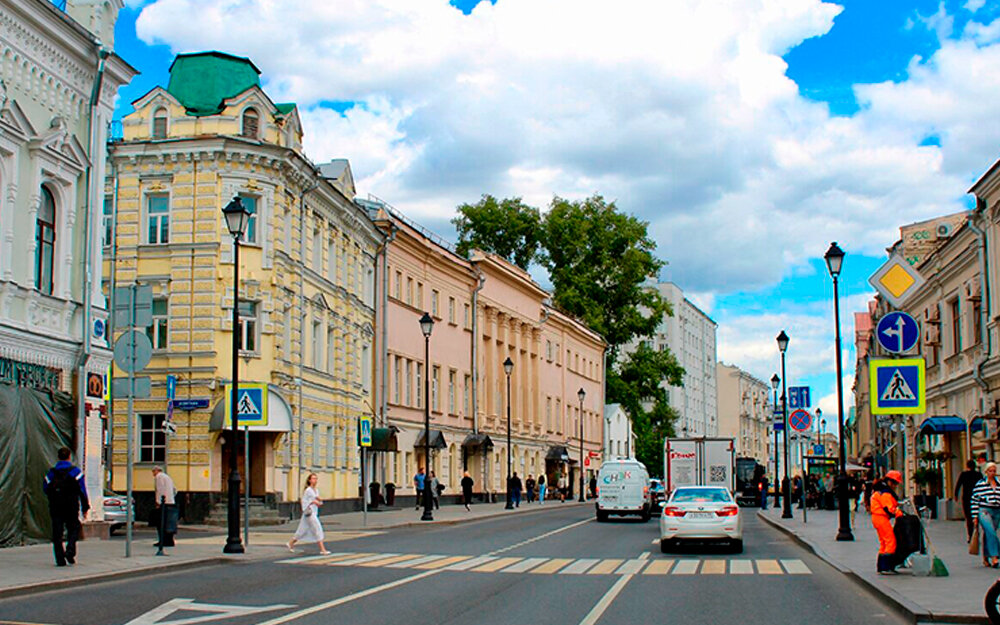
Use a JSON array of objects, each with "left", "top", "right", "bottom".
[{"left": 104, "top": 52, "right": 381, "bottom": 519}]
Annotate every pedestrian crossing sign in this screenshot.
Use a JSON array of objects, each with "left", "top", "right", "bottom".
[
  {"left": 359, "top": 417, "right": 372, "bottom": 447},
  {"left": 870, "top": 359, "right": 925, "bottom": 415},
  {"left": 224, "top": 383, "right": 268, "bottom": 427}
]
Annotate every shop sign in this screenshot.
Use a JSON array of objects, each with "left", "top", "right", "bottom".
[{"left": 0, "top": 357, "right": 60, "bottom": 391}]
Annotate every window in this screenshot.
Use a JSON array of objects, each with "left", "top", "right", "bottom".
[
  {"left": 973, "top": 298, "right": 983, "bottom": 345},
  {"left": 406, "top": 277, "right": 413, "bottom": 306},
  {"left": 326, "top": 425, "right": 334, "bottom": 468},
  {"left": 950, "top": 299, "right": 962, "bottom": 354},
  {"left": 405, "top": 360, "right": 413, "bottom": 406},
  {"left": 393, "top": 356, "right": 401, "bottom": 404},
  {"left": 312, "top": 226, "right": 322, "bottom": 269},
  {"left": 35, "top": 187, "right": 56, "bottom": 294},
  {"left": 312, "top": 320, "right": 322, "bottom": 368},
  {"left": 431, "top": 290, "right": 439, "bottom": 317},
  {"left": 152, "top": 108, "right": 167, "bottom": 139},
  {"left": 328, "top": 239, "right": 336, "bottom": 280},
  {"left": 237, "top": 300, "right": 258, "bottom": 352},
  {"left": 147, "top": 298, "right": 169, "bottom": 350},
  {"left": 546, "top": 341, "right": 552, "bottom": 361},
  {"left": 448, "top": 297, "right": 456, "bottom": 324},
  {"left": 327, "top": 327, "right": 336, "bottom": 373},
  {"left": 102, "top": 196, "right": 113, "bottom": 247},
  {"left": 241, "top": 108, "right": 259, "bottom": 138},
  {"left": 555, "top": 399, "right": 562, "bottom": 433},
  {"left": 146, "top": 194, "right": 169, "bottom": 244},
  {"left": 463, "top": 303, "right": 470, "bottom": 328},
  {"left": 463, "top": 374, "right": 471, "bottom": 416},
  {"left": 448, "top": 370, "right": 456, "bottom": 414},
  {"left": 311, "top": 423, "right": 319, "bottom": 466},
  {"left": 416, "top": 363, "right": 423, "bottom": 408},
  {"left": 432, "top": 366, "right": 440, "bottom": 411},
  {"left": 361, "top": 343, "right": 371, "bottom": 394},
  {"left": 394, "top": 271, "right": 402, "bottom": 300},
  {"left": 546, "top": 397, "right": 552, "bottom": 431},
  {"left": 238, "top": 195, "right": 258, "bottom": 244},
  {"left": 283, "top": 307, "right": 292, "bottom": 360},
  {"left": 416, "top": 282, "right": 423, "bottom": 310},
  {"left": 139, "top": 414, "right": 166, "bottom": 463}
]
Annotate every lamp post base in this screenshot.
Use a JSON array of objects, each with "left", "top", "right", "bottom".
[
  {"left": 421, "top": 488, "right": 434, "bottom": 521},
  {"left": 223, "top": 471, "right": 244, "bottom": 554},
  {"left": 781, "top": 477, "right": 793, "bottom": 519},
  {"left": 835, "top": 474, "right": 854, "bottom": 541}
]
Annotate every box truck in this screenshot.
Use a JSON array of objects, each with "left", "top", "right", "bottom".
[{"left": 664, "top": 437, "right": 736, "bottom": 493}]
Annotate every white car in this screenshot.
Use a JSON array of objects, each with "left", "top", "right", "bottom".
[{"left": 659, "top": 486, "right": 743, "bottom": 553}]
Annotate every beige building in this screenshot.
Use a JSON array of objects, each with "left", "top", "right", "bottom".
[
  {"left": 716, "top": 363, "right": 771, "bottom": 464},
  {"left": 105, "top": 52, "right": 380, "bottom": 518}
]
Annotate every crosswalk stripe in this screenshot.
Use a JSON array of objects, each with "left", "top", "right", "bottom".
[
  {"left": 473, "top": 557, "right": 522, "bottom": 572},
  {"left": 588, "top": 559, "right": 624, "bottom": 575},
  {"left": 729, "top": 559, "right": 754, "bottom": 575},
  {"left": 780, "top": 559, "right": 811, "bottom": 574},
  {"left": 276, "top": 552, "right": 348, "bottom": 564},
  {"left": 388, "top": 555, "right": 445, "bottom": 568},
  {"left": 643, "top": 560, "right": 674, "bottom": 575},
  {"left": 561, "top": 559, "right": 600, "bottom": 574},
  {"left": 311, "top": 553, "right": 373, "bottom": 565},
  {"left": 672, "top": 560, "right": 700, "bottom": 574},
  {"left": 700, "top": 560, "right": 726, "bottom": 574},
  {"left": 530, "top": 558, "right": 573, "bottom": 574},
  {"left": 417, "top": 556, "right": 471, "bottom": 569},
  {"left": 755, "top": 559, "right": 782, "bottom": 574},
  {"left": 447, "top": 556, "right": 496, "bottom": 571},
  {"left": 502, "top": 557, "right": 550, "bottom": 573},
  {"left": 330, "top": 554, "right": 394, "bottom": 566},
  {"left": 615, "top": 559, "right": 646, "bottom": 575},
  {"left": 359, "top": 554, "right": 422, "bottom": 567}
]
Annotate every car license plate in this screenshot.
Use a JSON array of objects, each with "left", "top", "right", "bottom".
[
  {"left": 688, "top": 512, "right": 713, "bottom": 519},
  {"left": 603, "top": 495, "right": 618, "bottom": 502}
]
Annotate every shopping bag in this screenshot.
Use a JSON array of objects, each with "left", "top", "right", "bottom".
[{"left": 970, "top": 528, "right": 981, "bottom": 555}]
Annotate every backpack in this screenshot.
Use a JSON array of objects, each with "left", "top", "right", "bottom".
[{"left": 47, "top": 467, "right": 79, "bottom": 514}]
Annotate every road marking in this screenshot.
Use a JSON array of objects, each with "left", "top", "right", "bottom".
[
  {"left": 503, "top": 557, "right": 550, "bottom": 573},
  {"left": 755, "top": 559, "right": 782, "bottom": 574},
  {"left": 615, "top": 559, "right": 646, "bottom": 575},
  {"left": 781, "top": 559, "right": 811, "bottom": 574},
  {"left": 387, "top": 554, "right": 445, "bottom": 568},
  {"left": 329, "top": 553, "right": 395, "bottom": 566},
  {"left": 123, "top": 598, "right": 294, "bottom": 625},
  {"left": 730, "top": 559, "right": 754, "bottom": 575},
  {"left": 473, "top": 557, "right": 522, "bottom": 572},
  {"left": 561, "top": 558, "right": 600, "bottom": 574},
  {"left": 638, "top": 552, "right": 650, "bottom": 560},
  {"left": 578, "top": 574, "right": 634, "bottom": 625},
  {"left": 359, "top": 554, "right": 422, "bottom": 567},
  {"left": 531, "top": 558, "right": 574, "bottom": 574},
  {"left": 275, "top": 552, "right": 349, "bottom": 564},
  {"left": 672, "top": 560, "right": 700, "bottom": 574},
  {"left": 309, "top": 553, "right": 372, "bottom": 565},
  {"left": 416, "top": 555, "right": 470, "bottom": 569},
  {"left": 588, "top": 559, "right": 623, "bottom": 575},
  {"left": 489, "top": 518, "right": 592, "bottom": 555},
  {"left": 643, "top": 560, "right": 674, "bottom": 575},
  {"left": 445, "top": 555, "right": 495, "bottom": 571},
  {"left": 701, "top": 560, "right": 726, "bottom": 574}
]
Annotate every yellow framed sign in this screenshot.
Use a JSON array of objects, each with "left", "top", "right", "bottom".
[
  {"left": 223, "top": 383, "right": 268, "bottom": 427},
  {"left": 870, "top": 358, "right": 925, "bottom": 415}
]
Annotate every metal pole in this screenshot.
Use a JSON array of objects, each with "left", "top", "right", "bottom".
[
  {"left": 578, "top": 397, "right": 585, "bottom": 502},
  {"left": 505, "top": 370, "right": 513, "bottom": 510},
  {"left": 224, "top": 235, "right": 244, "bottom": 554},
  {"left": 833, "top": 273, "right": 854, "bottom": 541},
  {"left": 421, "top": 333, "right": 433, "bottom": 521},
  {"left": 772, "top": 385, "right": 780, "bottom": 510},
  {"left": 781, "top": 352, "right": 792, "bottom": 519},
  {"left": 125, "top": 284, "right": 135, "bottom": 558},
  {"left": 243, "top": 425, "right": 249, "bottom": 547},
  {"left": 362, "top": 447, "right": 367, "bottom": 528}
]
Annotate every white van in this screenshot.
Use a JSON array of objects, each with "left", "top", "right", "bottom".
[{"left": 595, "top": 459, "right": 651, "bottom": 522}]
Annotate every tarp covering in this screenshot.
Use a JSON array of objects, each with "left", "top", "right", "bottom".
[{"left": 0, "top": 383, "right": 75, "bottom": 546}]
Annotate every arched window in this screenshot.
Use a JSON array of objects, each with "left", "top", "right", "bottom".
[
  {"left": 152, "top": 107, "right": 167, "bottom": 139},
  {"left": 35, "top": 186, "right": 56, "bottom": 295},
  {"left": 241, "top": 108, "right": 259, "bottom": 138}
]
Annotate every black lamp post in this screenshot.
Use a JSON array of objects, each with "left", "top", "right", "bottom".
[
  {"left": 770, "top": 373, "right": 780, "bottom": 509},
  {"left": 420, "top": 312, "right": 435, "bottom": 521},
  {"left": 503, "top": 357, "right": 514, "bottom": 510},
  {"left": 222, "top": 196, "right": 250, "bottom": 554},
  {"left": 578, "top": 387, "right": 586, "bottom": 503},
  {"left": 777, "top": 331, "right": 793, "bottom": 519},
  {"left": 825, "top": 241, "right": 854, "bottom": 541}
]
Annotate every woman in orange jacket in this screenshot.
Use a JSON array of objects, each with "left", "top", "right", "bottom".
[{"left": 870, "top": 470, "right": 904, "bottom": 574}]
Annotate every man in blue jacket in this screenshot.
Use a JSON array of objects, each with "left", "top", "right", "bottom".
[{"left": 43, "top": 447, "right": 90, "bottom": 566}]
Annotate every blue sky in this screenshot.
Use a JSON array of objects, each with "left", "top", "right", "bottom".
[{"left": 110, "top": 0, "right": 1000, "bottom": 424}]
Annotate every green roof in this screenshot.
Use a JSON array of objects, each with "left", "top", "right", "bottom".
[
  {"left": 167, "top": 52, "right": 262, "bottom": 117},
  {"left": 275, "top": 103, "right": 296, "bottom": 115}
]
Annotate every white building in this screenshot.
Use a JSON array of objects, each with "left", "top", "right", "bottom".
[
  {"left": 716, "top": 363, "right": 771, "bottom": 463},
  {"left": 604, "top": 403, "right": 635, "bottom": 460}
]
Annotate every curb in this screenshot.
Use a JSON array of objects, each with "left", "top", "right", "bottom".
[{"left": 757, "top": 511, "right": 988, "bottom": 624}]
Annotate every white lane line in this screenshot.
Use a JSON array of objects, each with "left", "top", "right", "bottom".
[
  {"left": 489, "top": 518, "right": 592, "bottom": 555},
  {"left": 254, "top": 569, "right": 441, "bottom": 625},
  {"left": 578, "top": 574, "right": 634, "bottom": 625}
]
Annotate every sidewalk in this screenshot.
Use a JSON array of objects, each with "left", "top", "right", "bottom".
[
  {"left": 0, "top": 499, "right": 586, "bottom": 599},
  {"left": 759, "top": 506, "right": 996, "bottom": 623}
]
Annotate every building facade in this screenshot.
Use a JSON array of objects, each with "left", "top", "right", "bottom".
[
  {"left": 716, "top": 362, "right": 770, "bottom": 464},
  {"left": 105, "top": 52, "right": 380, "bottom": 516},
  {"left": 604, "top": 403, "right": 635, "bottom": 460}
]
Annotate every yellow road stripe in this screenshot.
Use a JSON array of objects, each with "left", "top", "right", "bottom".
[
  {"left": 416, "top": 555, "right": 470, "bottom": 569},
  {"left": 588, "top": 559, "right": 624, "bottom": 575},
  {"left": 780, "top": 559, "right": 811, "bottom": 574},
  {"left": 359, "top": 554, "right": 423, "bottom": 567},
  {"left": 755, "top": 559, "right": 782, "bottom": 574},
  {"left": 729, "top": 559, "right": 754, "bottom": 575},
  {"left": 672, "top": 560, "right": 700, "bottom": 574},
  {"left": 700, "top": 559, "right": 726, "bottom": 574},
  {"left": 530, "top": 558, "right": 573, "bottom": 574},
  {"left": 643, "top": 560, "right": 674, "bottom": 575},
  {"left": 473, "top": 557, "right": 522, "bottom": 572}
]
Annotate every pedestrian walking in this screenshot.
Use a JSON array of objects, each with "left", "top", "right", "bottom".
[
  {"left": 870, "top": 470, "right": 904, "bottom": 574},
  {"left": 287, "top": 473, "right": 329, "bottom": 555},
  {"left": 956, "top": 459, "right": 984, "bottom": 542},
  {"left": 558, "top": 474, "right": 567, "bottom": 502},
  {"left": 461, "top": 471, "right": 474, "bottom": 511},
  {"left": 511, "top": 472, "right": 523, "bottom": 507},
  {"left": 589, "top": 475, "right": 598, "bottom": 499},
  {"left": 972, "top": 462, "right": 1000, "bottom": 568},
  {"left": 759, "top": 475, "right": 769, "bottom": 510},
  {"left": 430, "top": 471, "right": 441, "bottom": 510},
  {"left": 43, "top": 447, "right": 90, "bottom": 567},
  {"left": 538, "top": 473, "right": 546, "bottom": 504},
  {"left": 414, "top": 467, "right": 426, "bottom": 510},
  {"left": 152, "top": 466, "right": 177, "bottom": 547},
  {"left": 525, "top": 474, "right": 536, "bottom": 503}
]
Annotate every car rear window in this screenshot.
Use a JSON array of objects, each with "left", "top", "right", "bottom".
[{"left": 671, "top": 488, "right": 731, "bottom": 503}]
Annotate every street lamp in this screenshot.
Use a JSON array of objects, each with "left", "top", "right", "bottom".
[
  {"left": 825, "top": 241, "right": 854, "bottom": 541},
  {"left": 770, "top": 373, "right": 780, "bottom": 509},
  {"left": 777, "top": 330, "right": 792, "bottom": 519},
  {"left": 222, "top": 196, "right": 250, "bottom": 555},
  {"left": 420, "top": 312, "right": 435, "bottom": 521},
  {"left": 503, "top": 357, "right": 514, "bottom": 510},
  {"left": 578, "top": 387, "right": 586, "bottom": 503}
]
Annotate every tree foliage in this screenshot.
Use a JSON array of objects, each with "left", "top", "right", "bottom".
[{"left": 452, "top": 194, "right": 541, "bottom": 270}]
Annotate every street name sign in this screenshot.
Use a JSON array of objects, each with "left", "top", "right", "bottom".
[
  {"left": 789, "top": 409, "right": 812, "bottom": 432},
  {"left": 871, "top": 358, "right": 926, "bottom": 415},
  {"left": 876, "top": 311, "right": 920, "bottom": 354},
  {"left": 173, "top": 398, "right": 210, "bottom": 411},
  {"left": 869, "top": 254, "right": 926, "bottom": 308}
]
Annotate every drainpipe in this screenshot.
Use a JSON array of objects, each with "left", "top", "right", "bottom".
[
  {"left": 969, "top": 201, "right": 992, "bottom": 456},
  {"left": 470, "top": 268, "right": 485, "bottom": 433},
  {"left": 75, "top": 44, "right": 109, "bottom": 467},
  {"left": 297, "top": 178, "right": 318, "bottom": 481},
  {"left": 104, "top": 153, "right": 119, "bottom": 479},
  {"left": 375, "top": 220, "right": 396, "bottom": 486}
]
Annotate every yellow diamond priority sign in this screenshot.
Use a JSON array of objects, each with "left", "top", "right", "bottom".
[{"left": 869, "top": 254, "right": 926, "bottom": 308}]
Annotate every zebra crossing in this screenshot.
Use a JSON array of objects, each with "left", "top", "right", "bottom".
[{"left": 277, "top": 552, "right": 812, "bottom": 576}]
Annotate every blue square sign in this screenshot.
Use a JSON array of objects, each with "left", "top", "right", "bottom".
[{"left": 871, "top": 358, "right": 925, "bottom": 415}]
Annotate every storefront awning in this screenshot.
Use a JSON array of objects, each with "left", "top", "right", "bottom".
[
  {"left": 918, "top": 415, "right": 981, "bottom": 435},
  {"left": 461, "top": 433, "right": 494, "bottom": 449},
  {"left": 370, "top": 426, "right": 399, "bottom": 452},
  {"left": 414, "top": 429, "right": 447, "bottom": 450},
  {"left": 209, "top": 385, "right": 293, "bottom": 432},
  {"left": 546, "top": 445, "right": 569, "bottom": 461}
]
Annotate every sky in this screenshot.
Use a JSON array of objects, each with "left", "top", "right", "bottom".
[{"left": 110, "top": 0, "right": 1000, "bottom": 426}]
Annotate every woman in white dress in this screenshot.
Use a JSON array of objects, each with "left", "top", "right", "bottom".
[{"left": 286, "top": 473, "right": 329, "bottom": 554}]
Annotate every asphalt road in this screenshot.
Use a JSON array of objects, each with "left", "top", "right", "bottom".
[{"left": 0, "top": 505, "right": 908, "bottom": 625}]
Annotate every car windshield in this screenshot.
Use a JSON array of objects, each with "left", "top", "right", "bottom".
[{"left": 671, "top": 488, "right": 731, "bottom": 503}]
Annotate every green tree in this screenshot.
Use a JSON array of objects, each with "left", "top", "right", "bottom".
[
  {"left": 452, "top": 195, "right": 541, "bottom": 270},
  {"left": 541, "top": 195, "right": 670, "bottom": 365}
]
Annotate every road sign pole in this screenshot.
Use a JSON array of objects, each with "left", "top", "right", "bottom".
[
  {"left": 244, "top": 425, "right": 249, "bottom": 547},
  {"left": 125, "top": 284, "right": 135, "bottom": 559}
]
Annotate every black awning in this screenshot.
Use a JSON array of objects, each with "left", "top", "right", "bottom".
[
  {"left": 461, "top": 433, "right": 494, "bottom": 449},
  {"left": 369, "top": 426, "right": 399, "bottom": 452},
  {"left": 546, "top": 445, "right": 569, "bottom": 461},
  {"left": 414, "top": 429, "right": 447, "bottom": 450}
]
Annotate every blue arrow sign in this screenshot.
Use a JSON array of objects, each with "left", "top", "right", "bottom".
[
  {"left": 788, "top": 386, "right": 811, "bottom": 409},
  {"left": 876, "top": 312, "right": 919, "bottom": 354}
]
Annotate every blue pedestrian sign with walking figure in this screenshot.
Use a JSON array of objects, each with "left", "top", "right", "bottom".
[
  {"left": 871, "top": 358, "right": 926, "bottom": 415},
  {"left": 876, "top": 312, "right": 919, "bottom": 354}
]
